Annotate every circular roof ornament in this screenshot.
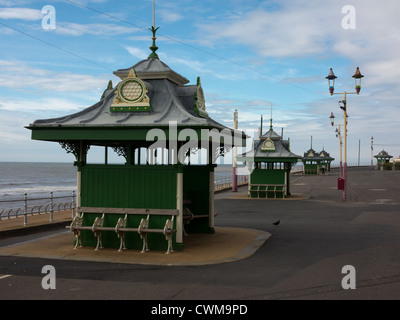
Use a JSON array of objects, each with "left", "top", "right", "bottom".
[
  {"left": 111, "top": 68, "right": 151, "bottom": 112},
  {"left": 120, "top": 79, "right": 145, "bottom": 103}
]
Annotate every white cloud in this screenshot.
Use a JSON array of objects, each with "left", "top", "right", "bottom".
[
  {"left": 0, "top": 26, "right": 15, "bottom": 34},
  {"left": 162, "top": 54, "right": 234, "bottom": 80},
  {"left": 0, "top": 98, "right": 84, "bottom": 112},
  {"left": 125, "top": 46, "right": 148, "bottom": 60},
  {"left": 198, "top": 1, "right": 334, "bottom": 58},
  {"left": 0, "top": 7, "right": 42, "bottom": 20},
  {"left": 0, "top": 59, "right": 108, "bottom": 92},
  {"left": 55, "top": 22, "right": 137, "bottom": 36},
  {"left": 197, "top": 0, "right": 400, "bottom": 67},
  {"left": 0, "top": 110, "right": 32, "bottom": 141},
  {"left": 159, "top": 9, "right": 184, "bottom": 23}
]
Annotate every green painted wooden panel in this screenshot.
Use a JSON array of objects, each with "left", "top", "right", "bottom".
[
  {"left": 304, "top": 162, "right": 318, "bottom": 175},
  {"left": 79, "top": 165, "right": 178, "bottom": 250},
  {"left": 250, "top": 169, "right": 285, "bottom": 185},
  {"left": 81, "top": 165, "right": 177, "bottom": 209}
]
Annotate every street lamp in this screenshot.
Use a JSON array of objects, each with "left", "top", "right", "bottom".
[
  {"left": 326, "top": 67, "right": 364, "bottom": 201},
  {"left": 353, "top": 67, "right": 364, "bottom": 95},
  {"left": 371, "top": 136, "right": 374, "bottom": 170},
  {"left": 329, "top": 112, "right": 335, "bottom": 126},
  {"left": 326, "top": 68, "right": 337, "bottom": 95}
]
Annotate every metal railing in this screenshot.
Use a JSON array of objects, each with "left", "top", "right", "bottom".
[
  {"left": 0, "top": 191, "right": 76, "bottom": 226},
  {"left": 214, "top": 175, "right": 248, "bottom": 191}
]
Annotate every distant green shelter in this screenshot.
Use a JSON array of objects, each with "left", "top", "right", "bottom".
[
  {"left": 302, "top": 139, "right": 334, "bottom": 175},
  {"left": 237, "top": 121, "right": 301, "bottom": 198},
  {"left": 302, "top": 147, "right": 319, "bottom": 175},
  {"left": 318, "top": 149, "right": 334, "bottom": 172},
  {"left": 374, "top": 150, "right": 393, "bottom": 170},
  {"left": 26, "top": 28, "right": 246, "bottom": 251}
]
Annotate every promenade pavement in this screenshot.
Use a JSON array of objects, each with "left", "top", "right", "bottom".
[{"left": 0, "top": 167, "right": 400, "bottom": 300}]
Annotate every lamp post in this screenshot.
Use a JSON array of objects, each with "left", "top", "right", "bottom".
[
  {"left": 330, "top": 112, "right": 343, "bottom": 177},
  {"left": 326, "top": 67, "right": 364, "bottom": 201},
  {"left": 371, "top": 136, "right": 374, "bottom": 170},
  {"left": 232, "top": 109, "right": 238, "bottom": 192}
]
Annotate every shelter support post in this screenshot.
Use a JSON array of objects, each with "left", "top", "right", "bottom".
[
  {"left": 176, "top": 167, "right": 184, "bottom": 248},
  {"left": 209, "top": 168, "right": 215, "bottom": 233}
]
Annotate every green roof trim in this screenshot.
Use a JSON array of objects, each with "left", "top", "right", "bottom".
[{"left": 27, "top": 125, "right": 247, "bottom": 146}]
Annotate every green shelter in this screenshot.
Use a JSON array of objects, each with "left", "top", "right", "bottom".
[
  {"left": 237, "top": 121, "right": 301, "bottom": 199},
  {"left": 374, "top": 150, "right": 393, "bottom": 170},
  {"left": 26, "top": 28, "right": 246, "bottom": 251},
  {"left": 302, "top": 147, "right": 319, "bottom": 175},
  {"left": 302, "top": 137, "right": 334, "bottom": 174},
  {"left": 318, "top": 149, "right": 334, "bottom": 172}
]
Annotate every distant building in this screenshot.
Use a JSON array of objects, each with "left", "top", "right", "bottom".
[
  {"left": 302, "top": 147, "right": 319, "bottom": 175},
  {"left": 302, "top": 138, "right": 334, "bottom": 175},
  {"left": 374, "top": 150, "right": 393, "bottom": 170},
  {"left": 237, "top": 119, "right": 301, "bottom": 198}
]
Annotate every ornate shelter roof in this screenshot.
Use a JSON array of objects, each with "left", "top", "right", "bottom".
[
  {"left": 237, "top": 128, "right": 301, "bottom": 162},
  {"left": 303, "top": 148, "right": 318, "bottom": 160},
  {"left": 303, "top": 147, "right": 334, "bottom": 161},
  {"left": 374, "top": 150, "right": 393, "bottom": 159},
  {"left": 27, "top": 52, "right": 245, "bottom": 145}
]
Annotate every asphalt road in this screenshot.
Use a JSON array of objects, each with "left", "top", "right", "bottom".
[{"left": 1, "top": 167, "right": 400, "bottom": 301}]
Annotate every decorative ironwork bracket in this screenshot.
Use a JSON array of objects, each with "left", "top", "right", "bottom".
[
  {"left": 59, "top": 141, "right": 90, "bottom": 169},
  {"left": 112, "top": 146, "right": 128, "bottom": 161}
]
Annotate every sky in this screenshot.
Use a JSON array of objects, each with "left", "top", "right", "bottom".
[{"left": 0, "top": 0, "right": 399, "bottom": 165}]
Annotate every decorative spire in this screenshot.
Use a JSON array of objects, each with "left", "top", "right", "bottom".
[
  {"left": 148, "top": 26, "right": 159, "bottom": 59},
  {"left": 269, "top": 103, "right": 273, "bottom": 130},
  {"left": 148, "top": 0, "right": 159, "bottom": 59}
]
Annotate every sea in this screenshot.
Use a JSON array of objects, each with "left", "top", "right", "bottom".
[
  {"left": 0, "top": 162, "right": 238, "bottom": 214},
  {"left": 0, "top": 162, "right": 77, "bottom": 214}
]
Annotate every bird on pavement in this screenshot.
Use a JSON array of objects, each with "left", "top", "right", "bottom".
[{"left": 272, "top": 220, "right": 280, "bottom": 226}]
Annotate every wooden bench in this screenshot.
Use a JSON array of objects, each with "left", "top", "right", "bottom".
[
  {"left": 182, "top": 200, "right": 209, "bottom": 222},
  {"left": 249, "top": 184, "right": 286, "bottom": 199},
  {"left": 67, "top": 207, "right": 178, "bottom": 254}
]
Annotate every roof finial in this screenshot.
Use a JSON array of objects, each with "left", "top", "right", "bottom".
[
  {"left": 270, "top": 103, "right": 273, "bottom": 130},
  {"left": 148, "top": 0, "right": 159, "bottom": 59}
]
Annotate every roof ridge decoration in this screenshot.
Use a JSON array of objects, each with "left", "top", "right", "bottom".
[
  {"left": 110, "top": 68, "right": 151, "bottom": 113},
  {"left": 319, "top": 149, "right": 330, "bottom": 157},
  {"left": 101, "top": 80, "right": 113, "bottom": 100},
  {"left": 306, "top": 149, "right": 315, "bottom": 157},
  {"left": 193, "top": 77, "right": 208, "bottom": 118},
  {"left": 261, "top": 137, "right": 275, "bottom": 152}
]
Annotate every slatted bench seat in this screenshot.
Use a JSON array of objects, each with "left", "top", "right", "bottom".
[
  {"left": 249, "top": 184, "right": 286, "bottom": 199},
  {"left": 182, "top": 199, "right": 210, "bottom": 222},
  {"left": 67, "top": 207, "right": 178, "bottom": 254}
]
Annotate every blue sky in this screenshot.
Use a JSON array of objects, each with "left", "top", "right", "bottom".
[{"left": 0, "top": 0, "right": 399, "bottom": 164}]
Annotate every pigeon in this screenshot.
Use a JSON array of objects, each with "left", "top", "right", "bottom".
[{"left": 272, "top": 220, "right": 280, "bottom": 226}]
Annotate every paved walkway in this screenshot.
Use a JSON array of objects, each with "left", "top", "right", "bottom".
[
  {"left": 0, "top": 204, "right": 270, "bottom": 267},
  {"left": 0, "top": 227, "right": 269, "bottom": 266},
  {"left": 1, "top": 167, "right": 399, "bottom": 267},
  {"left": 0, "top": 172, "right": 310, "bottom": 266},
  {"left": 1, "top": 167, "right": 400, "bottom": 300}
]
